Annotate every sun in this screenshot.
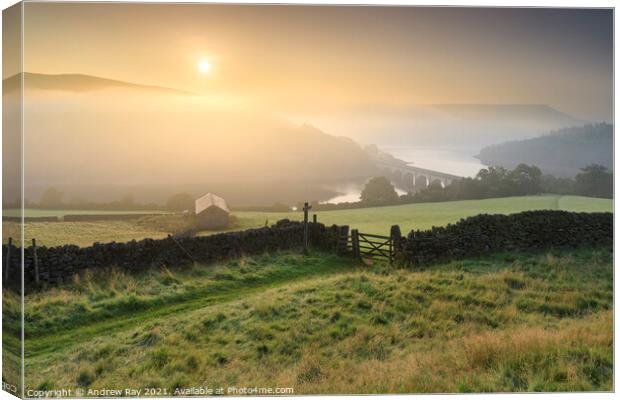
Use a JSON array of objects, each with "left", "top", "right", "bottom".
[{"left": 198, "top": 58, "right": 211, "bottom": 74}]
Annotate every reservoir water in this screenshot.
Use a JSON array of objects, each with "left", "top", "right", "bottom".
[
  {"left": 380, "top": 145, "right": 484, "bottom": 177},
  {"left": 323, "top": 146, "right": 484, "bottom": 204}
]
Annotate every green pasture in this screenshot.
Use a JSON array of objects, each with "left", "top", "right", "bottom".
[
  {"left": 3, "top": 208, "right": 167, "bottom": 218},
  {"left": 235, "top": 195, "right": 612, "bottom": 236}
]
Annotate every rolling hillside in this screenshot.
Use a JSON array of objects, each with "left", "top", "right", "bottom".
[
  {"left": 3, "top": 72, "right": 194, "bottom": 95},
  {"left": 432, "top": 104, "right": 582, "bottom": 127},
  {"left": 477, "top": 123, "right": 613, "bottom": 177},
  {"left": 16, "top": 248, "right": 612, "bottom": 393}
]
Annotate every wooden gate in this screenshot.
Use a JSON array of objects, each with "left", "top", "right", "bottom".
[{"left": 349, "top": 229, "right": 393, "bottom": 263}]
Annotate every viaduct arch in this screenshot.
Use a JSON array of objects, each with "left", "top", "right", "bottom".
[{"left": 376, "top": 160, "right": 462, "bottom": 194}]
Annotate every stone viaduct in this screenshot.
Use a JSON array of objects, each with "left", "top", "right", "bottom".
[{"left": 373, "top": 158, "right": 462, "bottom": 194}]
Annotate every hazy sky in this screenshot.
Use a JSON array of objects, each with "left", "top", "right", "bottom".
[{"left": 20, "top": 4, "right": 614, "bottom": 121}]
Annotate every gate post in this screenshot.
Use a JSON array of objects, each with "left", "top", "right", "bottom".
[
  {"left": 302, "top": 202, "right": 312, "bottom": 255},
  {"left": 390, "top": 225, "right": 402, "bottom": 264},
  {"left": 351, "top": 229, "right": 360, "bottom": 259}
]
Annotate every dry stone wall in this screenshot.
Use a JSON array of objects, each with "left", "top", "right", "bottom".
[
  {"left": 3, "top": 211, "right": 613, "bottom": 290},
  {"left": 2, "top": 219, "right": 340, "bottom": 290},
  {"left": 396, "top": 210, "right": 613, "bottom": 267}
]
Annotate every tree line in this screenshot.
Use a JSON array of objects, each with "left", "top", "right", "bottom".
[
  {"left": 402, "top": 163, "right": 612, "bottom": 204},
  {"left": 307, "top": 163, "right": 613, "bottom": 211},
  {"left": 19, "top": 190, "right": 193, "bottom": 212}
]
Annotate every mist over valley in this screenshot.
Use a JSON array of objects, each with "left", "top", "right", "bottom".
[{"left": 3, "top": 72, "right": 613, "bottom": 208}]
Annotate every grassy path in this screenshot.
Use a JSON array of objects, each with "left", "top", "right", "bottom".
[{"left": 24, "top": 252, "right": 357, "bottom": 357}]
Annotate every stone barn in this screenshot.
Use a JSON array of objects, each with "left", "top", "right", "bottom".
[{"left": 195, "top": 193, "right": 230, "bottom": 229}]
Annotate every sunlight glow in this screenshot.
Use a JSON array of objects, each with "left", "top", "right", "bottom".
[{"left": 198, "top": 58, "right": 211, "bottom": 74}]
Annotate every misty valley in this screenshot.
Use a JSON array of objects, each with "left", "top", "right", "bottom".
[{"left": 2, "top": 73, "right": 613, "bottom": 211}]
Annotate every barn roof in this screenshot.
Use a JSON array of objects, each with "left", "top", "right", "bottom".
[{"left": 195, "top": 193, "right": 230, "bottom": 214}]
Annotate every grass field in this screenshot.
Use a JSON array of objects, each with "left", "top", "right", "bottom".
[
  {"left": 3, "top": 220, "right": 172, "bottom": 247},
  {"left": 4, "top": 209, "right": 167, "bottom": 218},
  {"left": 235, "top": 195, "right": 613, "bottom": 236},
  {"left": 16, "top": 247, "right": 612, "bottom": 394},
  {"left": 4, "top": 195, "right": 613, "bottom": 247}
]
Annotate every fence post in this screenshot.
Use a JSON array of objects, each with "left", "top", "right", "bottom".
[
  {"left": 390, "top": 225, "right": 402, "bottom": 264},
  {"left": 5, "top": 237, "right": 12, "bottom": 281},
  {"left": 351, "top": 229, "right": 360, "bottom": 259},
  {"left": 32, "top": 238, "right": 40, "bottom": 285},
  {"left": 302, "top": 202, "right": 312, "bottom": 254}
]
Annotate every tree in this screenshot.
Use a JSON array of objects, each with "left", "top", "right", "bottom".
[
  {"left": 166, "top": 192, "right": 195, "bottom": 212},
  {"left": 39, "top": 187, "right": 64, "bottom": 208},
  {"left": 541, "top": 174, "right": 575, "bottom": 195},
  {"left": 508, "top": 164, "right": 542, "bottom": 195},
  {"left": 119, "top": 193, "right": 136, "bottom": 209},
  {"left": 455, "top": 177, "right": 486, "bottom": 199},
  {"left": 360, "top": 177, "right": 398, "bottom": 206},
  {"left": 364, "top": 144, "right": 380, "bottom": 156},
  {"left": 575, "top": 164, "right": 613, "bottom": 198},
  {"left": 69, "top": 196, "right": 89, "bottom": 207},
  {"left": 409, "top": 179, "right": 447, "bottom": 203},
  {"left": 476, "top": 166, "right": 509, "bottom": 197}
]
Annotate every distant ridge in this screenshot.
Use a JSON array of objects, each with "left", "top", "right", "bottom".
[
  {"left": 2, "top": 72, "right": 194, "bottom": 95},
  {"left": 476, "top": 123, "right": 613, "bottom": 177},
  {"left": 431, "top": 103, "right": 583, "bottom": 126}
]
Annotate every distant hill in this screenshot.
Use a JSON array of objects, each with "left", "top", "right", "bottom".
[
  {"left": 3, "top": 72, "right": 193, "bottom": 95},
  {"left": 301, "top": 103, "right": 585, "bottom": 148},
  {"left": 3, "top": 73, "right": 378, "bottom": 206},
  {"left": 476, "top": 123, "right": 613, "bottom": 177},
  {"left": 431, "top": 104, "right": 583, "bottom": 128}
]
